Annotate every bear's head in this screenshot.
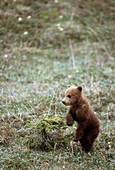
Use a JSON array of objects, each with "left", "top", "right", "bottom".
[{"left": 62, "top": 85, "right": 82, "bottom": 106}]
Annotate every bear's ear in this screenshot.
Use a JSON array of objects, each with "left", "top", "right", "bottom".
[
  {"left": 67, "top": 85, "right": 71, "bottom": 88},
  {"left": 78, "top": 86, "right": 82, "bottom": 91}
]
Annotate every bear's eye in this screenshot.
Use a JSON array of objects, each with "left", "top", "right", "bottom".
[{"left": 67, "top": 95, "right": 71, "bottom": 98}]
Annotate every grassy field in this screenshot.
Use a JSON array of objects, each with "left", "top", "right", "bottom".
[{"left": 0, "top": 0, "right": 115, "bottom": 169}]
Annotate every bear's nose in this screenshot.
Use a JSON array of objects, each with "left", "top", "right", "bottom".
[{"left": 62, "top": 101, "right": 66, "bottom": 105}]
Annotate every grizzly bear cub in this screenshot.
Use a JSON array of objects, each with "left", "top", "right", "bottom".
[{"left": 62, "top": 85, "right": 100, "bottom": 152}]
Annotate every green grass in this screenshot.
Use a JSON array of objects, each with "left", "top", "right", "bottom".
[{"left": 0, "top": 0, "right": 115, "bottom": 169}]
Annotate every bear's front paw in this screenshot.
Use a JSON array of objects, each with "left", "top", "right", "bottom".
[
  {"left": 66, "top": 122, "right": 73, "bottom": 126},
  {"left": 73, "top": 138, "right": 78, "bottom": 142}
]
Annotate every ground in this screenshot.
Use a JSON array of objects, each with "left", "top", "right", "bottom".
[{"left": 0, "top": 0, "right": 115, "bottom": 169}]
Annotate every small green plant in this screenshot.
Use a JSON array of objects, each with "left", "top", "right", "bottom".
[{"left": 24, "top": 116, "right": 74, "bottom": 150}]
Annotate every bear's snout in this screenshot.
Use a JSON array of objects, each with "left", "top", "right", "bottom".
[{"left": 62, "top": 100, "right": 66, "bottom": 105}]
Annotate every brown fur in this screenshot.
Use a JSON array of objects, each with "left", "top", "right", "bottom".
[{"left": 62, "top": 85, "right": 100, "bottom": 152}]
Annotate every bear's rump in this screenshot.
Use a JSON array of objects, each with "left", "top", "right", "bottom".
[{"left": 83, "top": 126, "right": 99, "bottom": 140}]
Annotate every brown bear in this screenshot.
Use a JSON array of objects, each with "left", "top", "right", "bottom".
[{"left": 62, "top": 85, "right": 100, "bottom": 152}]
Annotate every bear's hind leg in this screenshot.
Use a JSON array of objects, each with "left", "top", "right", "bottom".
[
  {"left": 80, "top": 128, "right": 99, "bottom": 152},
  {"left": 80, "top": 137, "right": 93, "bottom": 153}
]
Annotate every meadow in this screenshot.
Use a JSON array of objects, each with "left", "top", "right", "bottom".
[{"left": 0, "top": 0, "right": 115, "bottom": 169}]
